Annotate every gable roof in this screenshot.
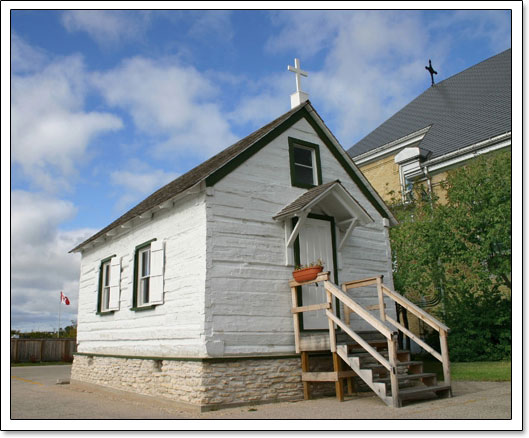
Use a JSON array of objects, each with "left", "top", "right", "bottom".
[
  {"left": 272, "top": 179, "right": 373, "bottom": 225},
  {"left": 71, "top": 101, "right": 395, "bottom": 253},
  {"left": 349, "top": 49, "right": 511, "bottom": 160}
]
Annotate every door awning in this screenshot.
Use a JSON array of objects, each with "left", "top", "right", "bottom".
[
  {"left": 273, "top": 180, "right": 373, "bottom": 226},
  {"left": 274, "top": 181, "right": 374, "bottom": 262}
]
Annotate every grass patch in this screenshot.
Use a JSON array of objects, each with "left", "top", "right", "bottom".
[
  {"left": 11, "top": 361, "right": 73, "bottom": 367},
  {"left": 419, "top": 359, "right": 511, "bottom": 382}
]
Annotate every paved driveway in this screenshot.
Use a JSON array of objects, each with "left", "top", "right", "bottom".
[{"left": 10, "top": 365, "right": 511, "bottom": 421}]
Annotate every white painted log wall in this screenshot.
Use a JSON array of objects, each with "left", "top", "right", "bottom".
[
  {"left": 76, "top": 192, "right": 208, "bottom": 357},
  {"left": 205, "top": 118, "right": 396, "bottom": 355}
]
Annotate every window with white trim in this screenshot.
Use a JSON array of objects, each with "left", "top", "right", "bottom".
[
  {"left": 132, "top": 239, "right": 165, "bottom": 309},
  {"left": 137, "top": 246, "right": 151, "bottom": 306},
  {"left": 288, "top": 137, "right": 322, "bottom": 189},
  {"left": 97, "top": 255, "right": 120, "bottom": 314},
  {"left": 101, "top": 260, "right": 111, "bottom": 311}
]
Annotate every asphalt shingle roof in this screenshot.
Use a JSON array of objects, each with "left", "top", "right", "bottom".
[
  {"left": 272, "top": 180, "right": 341, "bottom": 220},
  {"left": 71, "top": 101, "right": 311, "bottom": 253},
  {"left": 348, "top": 49, "right": 511, "bottom": 159}
]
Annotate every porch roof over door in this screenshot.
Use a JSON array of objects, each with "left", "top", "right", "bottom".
[{"left": 273, "top": 180, "right": 373, "bottom": 226}]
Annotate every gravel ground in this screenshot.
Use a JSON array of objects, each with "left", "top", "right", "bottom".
[{"left": 10, "top": 365, "right": 511, "bottom": 421}]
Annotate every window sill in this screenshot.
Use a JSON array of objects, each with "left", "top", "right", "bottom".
[
  {"left": 96, "top": 310, "right": 115, "bottom": 316},
  {"left": 130, "top": 305, "right": 157, "bottom": 312},
  {"left": 292, "top": 182, "right": 318, "bottom": 190}
]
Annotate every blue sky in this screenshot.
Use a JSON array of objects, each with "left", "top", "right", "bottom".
[{"left": 9, "top": 8, "right": 511, "bottom": 331}]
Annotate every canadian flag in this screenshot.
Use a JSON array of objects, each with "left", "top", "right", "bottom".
[{"left": 60, "top": 291, "right": 70, "bottom": 306}]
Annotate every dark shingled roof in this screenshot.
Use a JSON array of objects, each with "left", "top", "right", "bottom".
[
  {"left": 71, "top": 101, "right": 311, "bottom": 253},
  {"left": 349, "top": 49, "right": 511, "bottom": 159},
  {"left": 273, "top": 180, "right": 341, "bottom": 219}
]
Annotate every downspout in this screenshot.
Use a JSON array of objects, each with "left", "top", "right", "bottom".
[
  {"left": 423, "top": 164, "right": 433, "bottom": 200},
  {"left": 423, "top": 164, "right": 447, "bottom": 319}
]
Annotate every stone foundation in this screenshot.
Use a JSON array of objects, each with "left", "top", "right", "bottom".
[{"left": 72, "top": 353, "right": 336, "bottom": 410}]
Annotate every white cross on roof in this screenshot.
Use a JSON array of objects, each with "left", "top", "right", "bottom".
[{"left": 288, "top": 58, "right": 308, "bottom": 93}]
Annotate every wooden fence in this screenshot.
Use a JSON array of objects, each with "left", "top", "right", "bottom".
[{"left": 11, "top": 338, "right": 77, "bottom": 363}]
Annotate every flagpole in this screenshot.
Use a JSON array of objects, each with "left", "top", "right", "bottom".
[{"left": 58, "top": 292, "right": 61, "bottom": 338}]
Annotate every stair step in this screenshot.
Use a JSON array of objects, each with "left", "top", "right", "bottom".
[
  {"left": 349, "top": 349, "right": 409, "bottom": 359},
  {"left": 398, "top": 385, "right": 452, "bottom": 401},
  {"left": 396, "top": 361, "right": 423, "bottom": 367},
  {"left": 373, "top": 372, "right": 437, "bottom": 384},
  {"left": 359, "top": 361, "right": 422, "bottom": 374}
]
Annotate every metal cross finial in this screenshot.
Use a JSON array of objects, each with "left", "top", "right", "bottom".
[
  {"left": 425, "top": 59, "right": 438, "bottom": 86},
  {"left": 288, "top": 58, "right": 308, "bottom": 93}
]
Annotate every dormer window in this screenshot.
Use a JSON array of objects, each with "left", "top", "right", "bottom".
[{"left": 288, "top": 137, "right": 322, "bottom": 189}]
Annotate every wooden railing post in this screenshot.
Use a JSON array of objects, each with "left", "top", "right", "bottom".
[
  {"left": 291, "top": 286, "right": 301, "bottom": 353},
  {"left": 332, "top": 352, "right": 344, "bottom": 402},
  {"left": 301, "top": 352, "right": 311, "bottom": 400},
  {"left": 326, "top": 287, "right": 337, "bottom": 353},
  {"left": 439, "top": 329, "right": 452, "bottom": 390},
  {"left": 376, "top": 276, "right": 386, "bottom": 321},
  {"left": 342, "top": 283, "right": 351, "bottom": 326},
  {"left": 387, "top": 334, "right": 400, "bottom": 407}
]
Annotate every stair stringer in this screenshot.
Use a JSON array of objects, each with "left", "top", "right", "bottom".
[{"left": 336, "top": 345, "right": 393, "bottom": 407}]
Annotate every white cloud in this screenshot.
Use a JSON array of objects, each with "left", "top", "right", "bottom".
[
  {"left": 61, "top": 10, "right": 151, "bottom": 47},
  {"left": 110, "top": 160, "right": 179, "bottom": 212},
  {"left": 92, "top": 56, "right": 238, "bottom": 160},
  {"left": 265, "top": 11, "right": 448, "bottom": 146},
  {"left": 11, "top": 47, "right": 123, "bottom": 192},
  {"left": 10, "top": 191, "right": 96, "bottom": 331},
  {"left": 11, "top": 32, "right": 48, "bottom": 73},
  {"left": 226, "top": 72, "right": 291, "bottom": 128},
  {"left": 429, "top": 10, "right": 511, "bottom": 53},
  {"left": 188, "top": 11, "right": 234, "bottom": 42}
]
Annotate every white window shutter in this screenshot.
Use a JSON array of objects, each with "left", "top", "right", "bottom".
[
  {"left": 149, "top": 241, "right": 165, "bottom": 305},
  {"left": 94, "top": 262, "right": 101, "bottom": 312},
  {"left": 127, "top": 255, "right": 135, "bottom": 308},
  {"left": 108, "top": 257, "right": 121, "bottom": 311}
]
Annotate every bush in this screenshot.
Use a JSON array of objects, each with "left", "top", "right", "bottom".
[{"left": 390, "top": 149, "right": 511, "bottom": 361}]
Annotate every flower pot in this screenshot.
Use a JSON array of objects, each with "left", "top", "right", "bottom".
[{"left": 292, "top": 266, "right": 323, "bottom": 283}]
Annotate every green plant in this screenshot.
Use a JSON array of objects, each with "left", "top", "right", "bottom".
[
  {"left": 294, "top": 259, "right": 324, "bottom": 271},
  {"left": 389, "top": 149, "right": 511, "bottom": 362}
]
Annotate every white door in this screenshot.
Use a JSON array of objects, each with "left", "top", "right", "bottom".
[{"left": 297, "top": 216, "right": 336, "bottom": 330}]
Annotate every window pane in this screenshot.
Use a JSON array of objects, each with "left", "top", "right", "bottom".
[
  {"left": 295, "top": 164, "right": 314, "bottom": 185},
  {"left": 103, "top": 263, "right": 110, "bottom": 287},
  {"left": 141, "top": 250, "right": 150, "bottom": 276},
  {"left": 141, "top": 278, "right": 150, "bottom": 304},
  {"left": 103, "top": 286, "right": 110, "bottom": 310},
  {"left": 293, "top": 146, "right": 313, "bottom": 166}
]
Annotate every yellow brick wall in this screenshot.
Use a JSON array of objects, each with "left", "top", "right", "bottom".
[{"left": 358, "top": 154, "right": 401, "bottom": 203}]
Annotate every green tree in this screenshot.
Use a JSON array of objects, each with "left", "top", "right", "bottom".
[{"left": 389, "top": 149, "right": 511, "bottom": 361}]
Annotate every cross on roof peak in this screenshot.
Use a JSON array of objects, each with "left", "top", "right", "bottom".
[{"left": 288, "top": 58, "right": 308, "bottom": 93}]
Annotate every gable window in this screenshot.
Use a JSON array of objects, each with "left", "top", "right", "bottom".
[
  {"left": 132, "top": 239, "right": 165, "bottom": 310},
  {"left": 97, "top": 255, "right": 120, "bottom": 314},
  {"left": 289, "top": 137, "right": 322, "bottom": 189}
]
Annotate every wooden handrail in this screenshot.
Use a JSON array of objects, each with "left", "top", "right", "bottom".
[
  {"left": 289, "top": 271, "right": 330, "bottom": 288},
  {"left": 385, "top": 315, "right": 443, "bottom": 362},
  {"left": 342, "top": 276, "right": 382, "bottom": 290},
  {"left": 291, "top": 303, "right": 330, "bottom": 314},
  {"left": 381, "top": 284, "right": 449, "bottom": 333},
  {"left": 324, "top": 281, "right": 396, "bottom": 340},
  {"left": 326, "top": 310, "right": 392, "bottom": 372}
]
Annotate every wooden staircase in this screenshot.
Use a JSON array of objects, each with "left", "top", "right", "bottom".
[
  {"left": 289, "top": 272, "right": 452, "bottom": 408},
  {"left": 336, "top": 345, "right": 451, "bottom": 407}
]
